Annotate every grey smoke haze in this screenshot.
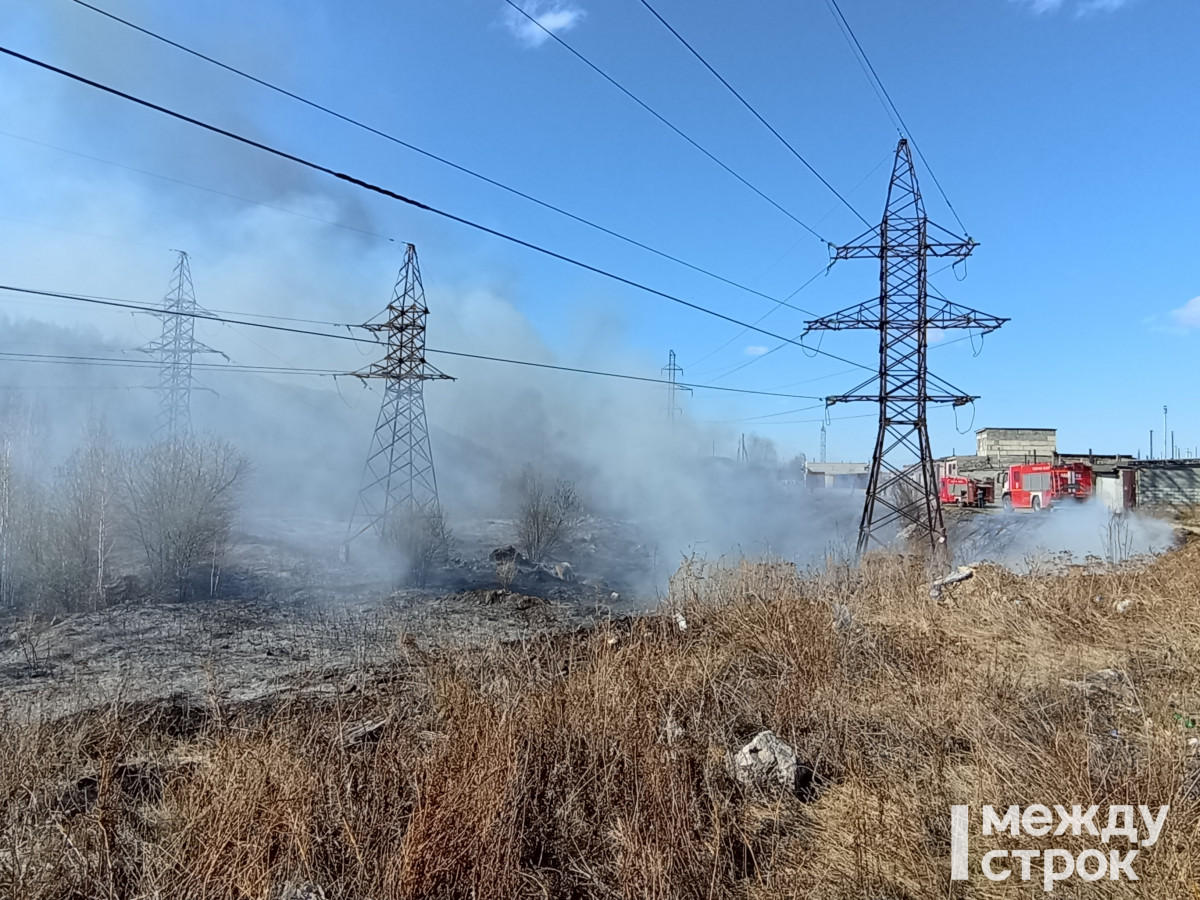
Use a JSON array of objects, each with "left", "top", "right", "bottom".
[
  {"left": 0, "top": 2, "right": 1167, "bottom": 592},
  {"left": 0, "top": 117, "right": 865, "bottom": 587},
  {"left": 952, "top": 499, "right": 1176, "bottom": 571},
  {"left": 0, "top": 0, "right": 868, "bottom": 577}
]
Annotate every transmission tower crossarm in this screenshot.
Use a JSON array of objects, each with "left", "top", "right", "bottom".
[
  {"left": 806, "top": 294, "right": 1006, "bottom": 337},
  {"left": 352, "top": 363, "right": 454, "bottom": 381},
  {"left": 831, "top": 224, "right": 883, "bottom": 259},
  {"left": 803, "top": 299, "right": 882, "bottom": 332},
  {"left": 826, "top": 392, "right": 977, "bottom": 406},
  {"left": 925, "top": 297, "right": 1008, "bottom": 332}
]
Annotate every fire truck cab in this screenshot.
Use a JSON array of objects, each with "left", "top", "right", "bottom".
[{"left": 1001, "top": 462, "right": 1093, "bottom": 511}]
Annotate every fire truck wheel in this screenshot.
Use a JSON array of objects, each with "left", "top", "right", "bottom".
[
  {"left": 1031, "top": 496, "right": 1042, "bottom": 512},
  {"left": 1002, "top": 495, "right": 1013, "bottom": 512}
]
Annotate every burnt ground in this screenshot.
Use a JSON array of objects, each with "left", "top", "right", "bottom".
[
  {"left": 0, "top": 513, "right": 661, "bottom": 723},
  {"left": 1, "top": 500, "right": 1178, "bottom": 724}
]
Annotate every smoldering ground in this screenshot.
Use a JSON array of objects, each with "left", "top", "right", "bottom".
[{"left": 949, "top": 498, "right": 1177, "bottom": 571}]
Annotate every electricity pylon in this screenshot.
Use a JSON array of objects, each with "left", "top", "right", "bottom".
[
  {"left": 347, "top": 244, "right": 453, "bottom": 543},
  {"left": 662, "top": 349, "right": 691, "bottom": 421},
  {"left": 804, "top": 139, "right": 1007, "bottom": 557},
  {"left": 143, "top": 250, "right": 225, "bottom": 437}
]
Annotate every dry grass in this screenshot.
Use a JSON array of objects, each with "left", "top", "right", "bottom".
[{"left": 3, "top": 544, "right": 1200, "bottom": 898}]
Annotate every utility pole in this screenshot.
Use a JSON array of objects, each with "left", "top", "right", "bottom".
[
  {"left": 346, "top": 244, "right": 453, "bottom": 544},
  {"left": 142, "top": 250, "right": 225, "bottom": 437},
  {"left": 661, "top": 349, "right": 691, "bottom": 421},
  {"left": 1163, "top": 406, "right": 1168, "bottom": 459},
  {"left": 804, "top": 139, "right": 1007, "bottom": 559},
  {"left": 820, "top": 422, "right": 827, "bottom": 463}
]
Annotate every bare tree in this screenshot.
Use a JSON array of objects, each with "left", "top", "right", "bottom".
[
  {"left": 0, "top": 441, "right": 17, "bottom": 609},
  {"left": 0, "top": 440, "right": 60, "bottom": 613},
  {"left": 41, "top": 419, "right": 119, "bottom": 612},
  {"left": 118, "top": 435, "right": 248, "bottom": 599},
  {"left": 382, "top": 505, "right": 454, "bottom": 588},
  {"left": 513, "top": 465, "right": 584, "bottom": 562}
]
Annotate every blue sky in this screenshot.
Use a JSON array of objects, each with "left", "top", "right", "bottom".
[{"left": 0, "top": 0, "right": 1196, "bottom": 463}]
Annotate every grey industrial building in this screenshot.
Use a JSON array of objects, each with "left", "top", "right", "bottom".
[{"left": 804, "top": 461, "right": 870, "bottom": 489}]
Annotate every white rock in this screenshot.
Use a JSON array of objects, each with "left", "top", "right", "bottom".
[
  {"left": 928, "top": 565, "right": 974, "bottom": 599},
  {"left": 727, "top": 730, "right": 797, "bottom": 792},
  {"left": 674, "top": 611, "right": 688, "bottom": 632}
]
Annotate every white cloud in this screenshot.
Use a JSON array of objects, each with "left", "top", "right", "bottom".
[
  {"left": 1010, "top": 0, "right": 1133, "bottom": 13},
  {"left": 502, "top": 2, "right": 585, "bottom": 47},
  {"left": 1170, "top": 296, "right": 1200, "bottom": 330},
  {"left": 745, "top": 345, "right": 769, "bottom": 356},
  {"left": 1077, "top": 0, "right": 1132, "bottom": 11}
]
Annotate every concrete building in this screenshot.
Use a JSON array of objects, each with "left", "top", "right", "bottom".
[
  {"left": 1125, "top": 460, "right": 1200, "bottom": 511},
  {"left": 937, "top": 428, "right": 1060, "bottom": 486},
  {"left": 975, "top": 427, "right": 1057, "bottom": 463},
  {"left": 805, "top": 461, "right": 869, "bottom": 489}
]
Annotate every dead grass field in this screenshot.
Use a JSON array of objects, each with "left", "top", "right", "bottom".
[{"left": 2, "top": 542, "right": 1200, "bottom": 899}]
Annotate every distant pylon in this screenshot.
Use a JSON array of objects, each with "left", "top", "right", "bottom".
[
  {"left": 820, "top": 422, "right": 827, "bottom": 463},
  {"left": 805, "top": 139, "right": 1007, "bottom": 558},
  {"left": 661, "top": 349, "right": 691, "bottom": 421},
  {"left": 347, "top": 244, "right": 453, "bottom": 542},
  {"left": 142, "top": 250, "right": 225, "bottom": 437}
]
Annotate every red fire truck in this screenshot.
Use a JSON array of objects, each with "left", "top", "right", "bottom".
[
  {"left": 1000, "top": 462, "right": 1094, "bottom": 511},
  {"left": 939, "top": 476, "right": 994, "bottom": 508}
]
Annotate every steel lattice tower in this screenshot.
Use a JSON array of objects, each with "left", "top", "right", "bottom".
[
  {"left": 805, "top": 139, "right": 1007, "bottom": 557},
  {"left": 347, "top": 244, "right": 453, "bottom": 542},
  {"left": 143, "top": 251, "right": 225, "bottom": 437},
  {"left": 661, "top": 349, "right": 690, "bottom": 421}
]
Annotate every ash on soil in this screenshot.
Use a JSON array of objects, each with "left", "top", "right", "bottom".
[{"left": 0, "top": 514, "right": 658, "bottom": 723}]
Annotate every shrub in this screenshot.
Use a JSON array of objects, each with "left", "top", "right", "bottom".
[
  {"left": 118, "top": 435, "right": 248, "bottom": 599},
  {"left": 382, "top": 505, "right": 454, "bottom": 588},
  {"left": 512, "top": 465, "right": 584, "bottom": 562}
]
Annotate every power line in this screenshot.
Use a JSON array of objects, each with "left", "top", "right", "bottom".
[
  {"left": 0, "top": 127, "right": 400, "bottom": 243},
  {"left": 499, "top": 0, "right": 829, "bottom": 244},
  {"left": 0, "top": 284, "right": 829, "bottom": 400},
  {"left": 0, "top": 45, "right": 874, "bottom": 375},
  {"left": 68, "top": 0, "right": 820, "bottom": 312},
  {"left": 686, "top": 264, "right": 828, "bottom": 371},
  {"left": 682, "top": 154, "right": 894, "bottom": 374},
  {"left": 635, "top": 0, "right": 870, "bottom": 228},
  {"left": 0, "top": 350, "right": 338, "bottom": 374},
  {"left": 695, "top": 259, "right": 967, "bottom": 386},
  {"left": 0, "top": 211, "right": 168, "bottom": 253},
  {"left": 0, "top": 284, "right": 375, "bottom": 345},
  {"left": 823, "top": 0, "right": 968, "bottom": 234}
]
